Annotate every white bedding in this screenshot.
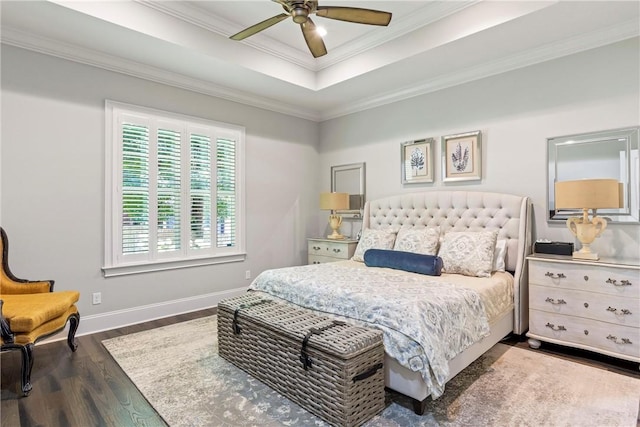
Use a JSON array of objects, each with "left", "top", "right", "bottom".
[
  {"left": 248, "top": 261, "right": 514, "bottom": 398},
  {"left": 338, "top": 260, "right": 514, "bottom": 324}
]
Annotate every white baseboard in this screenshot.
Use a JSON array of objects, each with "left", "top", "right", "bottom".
[{"left": 39, "top": 287, "right": 247, "bottom": 345}]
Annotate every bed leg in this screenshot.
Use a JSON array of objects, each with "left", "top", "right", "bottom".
[{"left": 413, "top": 397, "right": 427, "bottom": 415}]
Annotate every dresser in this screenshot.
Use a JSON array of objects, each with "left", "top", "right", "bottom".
[
  {"left": 526, "top": 254, "right": 640, "bottom": 365},
  {"left": 307, "top": 238, "right": 358, "bottom": 264}
]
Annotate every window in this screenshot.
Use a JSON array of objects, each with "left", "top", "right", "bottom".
[{"left": 104, "top": 101, "right": 245, "bottom": 277}]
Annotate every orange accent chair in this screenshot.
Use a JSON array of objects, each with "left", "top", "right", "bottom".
[{"left": 0, "top": 227, "right": 80, "bottom": 396}]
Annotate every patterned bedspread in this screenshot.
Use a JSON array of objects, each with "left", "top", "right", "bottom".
[{"left": 248, "top": 263, "right": 491, "bottom": 398}]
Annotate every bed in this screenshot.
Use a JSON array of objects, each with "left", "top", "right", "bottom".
[{"left": 248, "top": 190, "right": 532, "bottom": 414}]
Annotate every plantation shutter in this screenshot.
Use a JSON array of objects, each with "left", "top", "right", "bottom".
[
  {"left": 216, "top": 137, "right": 236, "bottom": 247},
  {"left": 105, "top": 100, "right": 245, "bottom": 276},
  {"left": 156, "top": 126, "right": 182, "bottom": 253},
  {"left": 190, "top": 132, "right": 212, "bottom": 249},
  {"left": 121, "top": 122, "right": 150, "bottom": 255}
]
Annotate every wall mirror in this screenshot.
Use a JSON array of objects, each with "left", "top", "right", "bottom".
[
  {"left": 548, "top": 126, "right": 639, "bottom": 223},
  {"left": 331, "top": 162, "right": 366, "bottom": 218}
]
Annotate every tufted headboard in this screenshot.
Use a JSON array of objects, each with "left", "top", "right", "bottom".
[{"left": 362, "top": 190, "right": 532, "bottom": 334}]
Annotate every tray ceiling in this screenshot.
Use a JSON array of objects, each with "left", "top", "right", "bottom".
[{"left": 1, "top": 1, "right": 638, "bottom": 121}]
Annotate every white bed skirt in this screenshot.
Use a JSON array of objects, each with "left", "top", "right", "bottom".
[{"left": 385, "top": 309, "right": 514, "bottom": 401}]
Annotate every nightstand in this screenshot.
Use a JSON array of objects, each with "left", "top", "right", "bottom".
[
  {"left": 307, "top": 238, "right": 358, "bottom": 264},
  {"left": 526, "top": 253, "right": 640, "bottom": 365}
]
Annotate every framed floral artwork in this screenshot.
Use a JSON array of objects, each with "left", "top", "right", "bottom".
[
  {"left": 441, "top": 130, "right": 482, "bottom": 182},
  {"left": 401, "top": 138, "right": 434, "bottom": 184}
]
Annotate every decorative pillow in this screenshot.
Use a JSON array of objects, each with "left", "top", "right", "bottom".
[
  {"left": 364, "top": 249, "right": 443, "bottom": 276},
  {"left": 352, "top": 228, "right": 396, "bottom": 262},
  {"left": 393, "top": 227, "right": 440, "bottom": 256},
  {"left": 493, "top": 239, "right": 507, "bottom": 272},
  {"left": 438, "top": 230, "right": 498, "bottom": 277}
]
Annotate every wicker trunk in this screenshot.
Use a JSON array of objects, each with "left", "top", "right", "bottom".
[{"left": 218, "top": 293, "right": 386, "bottom": 427}]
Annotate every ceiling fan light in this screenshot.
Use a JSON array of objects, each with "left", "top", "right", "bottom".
[
  {"left": 316, "top": 26, "right": 327, "bottom": 37},
  {"left": 292, "top": 7, "right": 308, "bottom": 24}
]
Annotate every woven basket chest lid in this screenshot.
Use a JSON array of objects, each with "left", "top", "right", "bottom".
[{"left": 218, "top": 293, "right": 383, "bottom": 360}]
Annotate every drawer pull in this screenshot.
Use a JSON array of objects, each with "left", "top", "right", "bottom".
[
  {"left": 545, "top": 272, "right": 566, "bottom": 279},
  {"left": 606, "top": 278, "right": 632, "bottom": 287},
  {"left": 545, "top": 322, "right": 566, "bottom": 332},
  {"left": 312, "top": 246, "right": 321, "bottom": 251},
  {"left": 606, "top": 335, "right": 632, "bottom": 345},
  {"left": 545, "top": 297, "right": 566, "bottom": 305},
  {"left": 606, "top": 307, "right": 632, "bottom": 315},
  {"left": 332, "top": 248, "right": 342, "bottom": 253}
]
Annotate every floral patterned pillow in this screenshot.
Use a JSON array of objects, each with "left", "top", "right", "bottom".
[
  {"left": 352, "top": 228, "right": 397, "bottom": 262},
  {"left": 393, "top": 227, "right": 440, "bottom": 255},
  {"left": 438, "top": 230, "right": 498, "bottom": 277}
]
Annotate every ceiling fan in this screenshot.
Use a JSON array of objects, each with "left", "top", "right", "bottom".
[{"left": 229, "top": 0, "right": 392, "bottom": 58}]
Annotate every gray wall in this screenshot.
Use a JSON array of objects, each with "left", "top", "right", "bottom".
[
  {"left": 319, "top": 38, "right": 640, "bottom": 261},
  {"left": 1, "top": 45, "right": 320, "bottom": 334},
  {"left": 2, "top": 38, "right": 639, "bottom": 337}
]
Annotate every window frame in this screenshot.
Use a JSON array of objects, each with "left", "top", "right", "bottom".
[{"left": 103, "top": 100, "right": 246, "bottom": 277}]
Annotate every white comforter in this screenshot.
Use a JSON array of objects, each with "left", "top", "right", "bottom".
[{"left": 248, "top": 262, "right": 492, "bottom": 398}]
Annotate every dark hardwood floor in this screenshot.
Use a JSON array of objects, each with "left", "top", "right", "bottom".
[{"left": 2, "top": 308, "right": 638, "bottom": 427}]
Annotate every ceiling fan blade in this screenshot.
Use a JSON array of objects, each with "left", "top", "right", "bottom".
[
  {"left": 301, "top": 18, "right": 327, "bottom": 58},
  {"left": 316, "top": 6, "right": 391, "bottom": 26},
  {"left": 229, "top": 13, "right": 289, "bottom": 40}
]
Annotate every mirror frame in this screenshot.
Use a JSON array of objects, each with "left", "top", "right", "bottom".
[
  {"left": 331, "top": 162, "right": 366, "bottom": 218},
  {"left": 547, "top": 126, "right": 639, "bottom": 224}
]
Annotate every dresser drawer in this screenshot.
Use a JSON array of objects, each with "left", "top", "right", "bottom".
[
  {"left": 530, "top": 284, "right": 640, "bottom": 328},
  {"left": 529, "top": 310, "right": 640, "bottom": 360},
  {"left": 529, "top": 259, "right": 640, "bottom": 298}
]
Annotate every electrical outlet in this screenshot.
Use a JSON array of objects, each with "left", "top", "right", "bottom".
[
  {"left": 92, "top": 292, "right": 102, "bottom": 305},
  {"left": 245, "top": 270, "right": 251, "bottom": 280}
]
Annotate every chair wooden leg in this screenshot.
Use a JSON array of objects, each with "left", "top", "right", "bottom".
[
  {"left": 23, "top": 343, "right": 35, "bottom": 397},
  {"left": 19, "top": 345, "right": 33, "bottom": 396},
  {"left": 67, "top": 313, "right": 80, "bottom": 352}
]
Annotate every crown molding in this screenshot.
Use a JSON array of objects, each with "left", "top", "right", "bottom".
[
  {"left": 320, "top": 19, "right": 640, "bottom": 121},
  {"left": 315, "top": 1, "right": 478, "bottom": 69},
  {"left": 136, "top": 0, "right": 317, "bottom": 70},
  {"left": 2, "top": 16, "right": 637, "bottom": 123},
  {"left": 1, "top": 26, "right": 322, "bottom": 122},
  {"left": 138, "top": 0, "right": 478, "bottom": 72}
]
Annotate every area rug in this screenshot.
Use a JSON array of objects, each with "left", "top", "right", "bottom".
[{"left": 102, "top": 315, "right": 640, "bottom": 427}]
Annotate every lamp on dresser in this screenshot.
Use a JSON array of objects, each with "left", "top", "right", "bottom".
[
  {"left": 320, "top": 192, "right": 349, "bottom": 239},
  {"left": 555, "top": 178, "right": 622, "bottom": 260}
]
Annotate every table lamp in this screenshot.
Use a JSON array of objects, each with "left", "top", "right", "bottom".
[
  {"left": 320, "top": 192, "right": 350, "bottom": 239},
  {"left": 555, "top": 178, "right": 622, "bottom": 260}
]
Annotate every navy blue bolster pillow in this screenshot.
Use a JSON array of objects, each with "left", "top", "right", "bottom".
[{"left": 363, "top": 249, "right": 443, "bottom": 276}]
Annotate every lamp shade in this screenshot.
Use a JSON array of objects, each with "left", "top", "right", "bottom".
[
  {"left": 320, "top": 192, "right": 349, "bottom": 210},
  {"left": 555, "top": 179, "right": 622, "bottom": 209}
]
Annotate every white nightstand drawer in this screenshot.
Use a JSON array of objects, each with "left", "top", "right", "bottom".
[
  {"left": 530, "top": 284, "right": 639, "bottom": 328},
  {"left": 529, "top": 259, "right": 640, "bottom": 298},
  {"left": 307, "top": 238, "right": 358, "bottom": 265},
  {"left": 529, "top": 310, "right": 640, "bottom": 360},
  {"left": 308, "top": 254, "right": 341, "bottom": 264}
]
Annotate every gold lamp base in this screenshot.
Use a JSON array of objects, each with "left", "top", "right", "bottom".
[
  {"left": 572, "top": 250, "right": 599, "bottom": 261},
  {"left": 567, "top": 208, "right": 607, "bottom": 261},
  {"left": 327, "top": 214, "right": 345, "bottom": 240}
]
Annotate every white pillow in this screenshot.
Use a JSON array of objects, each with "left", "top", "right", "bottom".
[
  {"left": 393, "top": 227, "right": 440, "bottom": 255},
  {"left": 352, "top": 228, "right": 397, "bottom": 262},
  {"left": 439, "top": 230, "right": 498, "bottom": 278},
  {"left": 493, "top": 239, "right": 507, "bottom": 272}
]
